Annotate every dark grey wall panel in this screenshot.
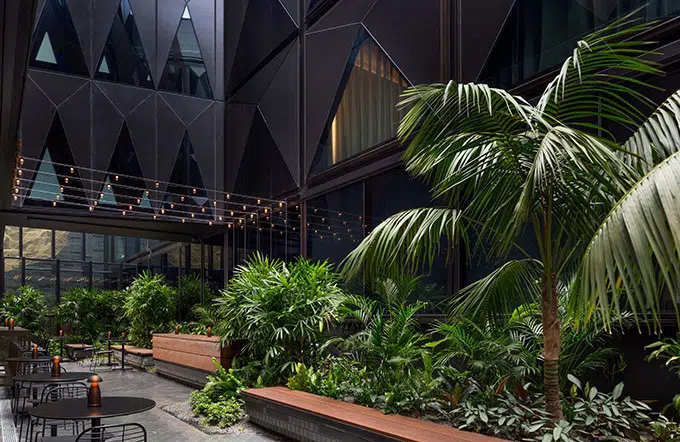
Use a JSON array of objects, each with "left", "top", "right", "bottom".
[
  {"left": 35, "top": 0, "right": 47, "bottom": 29},
  {"left": 279, "top": 0, "right": 299, "bottom": 26},
  {"left": 28, "top": 69, "right": 88, "bottom": 107},
  {"left": 156, "top": 0, "right": 185, "bottom": 83},
  {"left": 126, "top": 93, "right": 156, "bottom": 184},
  {"left": 59, "top": 83, "right": 91, "bottom": 176},
  {"left": 226, "top": 103, "right": 256, "bottom": 191},
  {"left": 91, "top": 0, "right": 120, "bottom": 72},
  {"left": 225, "top": 0, "right": 249, "bottom": 94},
  {"left": 92, "top": 84, "right": 124, "bottom": 184},
  {"left": 188, "top": 103, "right": 216, "bottom": 191},
  {"left": 20, "top": 78, "right": 56, "bottom": 162},
  {"left": 214, "top": 101, "right": 225, "bottom": 191},
  {"left": 156, "top": 95, "right": 186, "bottom": 189},
  {"left": 187, "top": 0, "right": 216, "bottom": 96},
  {"left": 95, "top": 81, "right": 154, "bottom": 116},
  {"left": 259, "top": 41, "right": 299, "bottom": 185},
  {"left": 160, "top": 92, "right": 213, "bottom": 126},
  {"left": 67, "top": 0, "right": 92, "bottom": 72},
  {"left": 215, "top": 0, "right": 225, "bottom": 100},
  {"left": 230, "top": 39, "right": 294, "bottom": 104},
  {"left": 308, "top": 0, "right": 376, "bottom": 33},
  {"left": 363, "top": 0, "right": 440, "bottom": 85},
  {"left": 227, "top": 0, "right": 297, "bottom": 95},
  {"left": 460, "top": 0, "right": 514, "bottom": 83},
  {"left": 129, "top": 0, "right": 157, "bottom": 85},
  {"left": 304, "top": 23, "right": 360, "bottom": 175}
]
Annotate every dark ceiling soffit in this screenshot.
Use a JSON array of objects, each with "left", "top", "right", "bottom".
[
  {"left": 305, "top": 0, "right": 341, "bottom": 27},
  {"left": 226, "top": 30, "right": 299, "bottom": 100},
  {"left": 0, "top": 209, "right": 221, "bottom": 243}
]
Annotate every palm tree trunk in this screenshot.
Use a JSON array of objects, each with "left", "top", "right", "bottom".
[{"left": 541, "top": 273, "right": 563, "bottom": 421}]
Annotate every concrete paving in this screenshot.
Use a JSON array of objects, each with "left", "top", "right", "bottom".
[{"left": 1, "top": 362, "right": 284, "bottom": 442}]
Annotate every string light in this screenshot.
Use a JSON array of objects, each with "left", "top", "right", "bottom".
[
  {"left": 257, "top": 199, "right": 261, "bottom": 204},
  {"left": 191, "top": 213, "right": 195, "bottom": 218},
  {"left": 161, "top": 209, "right": 165, "bottom": 215},
  {"left": 89, "top": 206, "right": 93, "bottom": 212},
  {"left": 226, "top": 193, "right": 230, "bottom": 200},
  {"left": 155, "top": 181, "right": 159, "bottom": 188},
  {"left": 115, "top": 175, "right": 119, "bottom": 181},
  {"left": 52, "top": 201, "right": 57, "bottom": 207},
  {"left": 192, "top": 188, "right": 197, "bottom": 194},
  {"left": 64, "top": 177, "right": 69, "bottom": 183},
  {"left": 69, "top": 167, "right": 74, "bottom": 174},
  {"left": 17, "top": 169, "right": 22, "bottom": 176},
  {"left": 19, "top": 157, "right": 24, "bottom": 165},
  {"left": 201, "top": 207, "right": 205, "bottom": 213},
  {"left": 181, "top": 218, "right": 185, "bottom": 223}
]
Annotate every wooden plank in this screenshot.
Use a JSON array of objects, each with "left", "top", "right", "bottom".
[
  {"left": 153, "top": 347, "right": 228, "bottom": 372},
  {"left": 243, "top": 387, "right": 504, "bottom": 442},
  {"left": 152, "top": 335, "right": 221, "bottom": 358}
]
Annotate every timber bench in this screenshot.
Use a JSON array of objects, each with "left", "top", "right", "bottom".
[
  {"left": 242, "top": 387, "right": 504, "bottom": 442},
  {"left": 64, "top": 343, "right": 91, "bottom": 360},
  {"left": 112, "top": 345, "right": 154, "bottom": 368}
]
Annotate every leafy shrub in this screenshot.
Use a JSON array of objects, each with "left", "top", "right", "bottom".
[
  {"left": 124, "top": 272, "right": 176, "bottom": 348},
  {"left": 190, "top": 359, "right": 245, "bottom": 428},
  {"left": 57, "top": 288, "right": 127, "bottom": 343},
  {"left": 214, "top": 253, "right": 345, "bottom": 384},
  {"left": 0, "top": 286, "right": 49, "bottom": 337},
  {"left": 177, "top": 274, "right": 205, "bottom": 322}
]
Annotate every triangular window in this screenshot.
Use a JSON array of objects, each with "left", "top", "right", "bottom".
[
  {"left": 102, "top": 122, "right": 147, "bottom": 210},
  {"left": 164, "top": 132, "right": 211, "bottom": 219},
  {"left": 98, "top": 177, "right": 117, "bottom": 206},
  {"left": 95, "top": 0, "right": 154, "bottom": 88},
  {"left": 26, "top": 114, "right": 85, "bottom": 207},
  {"left": 30, "top": 0, "right": 89, "bottom": 76},
  {"left": 158, "top": 5, "right": 213, "bottom": 98},
  {"left": 310, "top": 28, "right": 409, "bottom": 174},
  {"left": 36, "top": 32, "right": 58, "bottom": 64}
]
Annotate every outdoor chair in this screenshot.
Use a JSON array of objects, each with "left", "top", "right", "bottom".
[
  {"left": 39, "top": 423, "right": 147, "bottom": 442},
  {"left": 88, "top": 348, "right": 115, "bottom": 372},
  {"left": 27, "top": 383, "right": 89, "bottom": 442}
]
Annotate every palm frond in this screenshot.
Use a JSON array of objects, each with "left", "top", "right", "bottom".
[
  {"left": 448, "top": 259, "right": 543, "bottom": 324},
  {"left": 341, "top": 208, "right": 461, "bottom": 282},
  {"left": 575, "top": 151, "right": 680, "bottom": 331},
  {"left": 622, "top": 89, "right": 680, "bottom": 172},
  {"left": 537, "top": 14, "right": 661, "bottom": 132}
]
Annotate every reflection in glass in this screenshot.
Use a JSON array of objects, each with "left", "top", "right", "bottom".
[
  {"left": 30, "top": 0, "right": 89, "bottom": 76},
  {"left": 95, "top": 0, "right": 154, "bottom": 88},
  {"left": 158, "top": 5, "right": 213, "bottom": 98},
  {"left": 311, "top": 29, "right": 408, "bottom": 173}
]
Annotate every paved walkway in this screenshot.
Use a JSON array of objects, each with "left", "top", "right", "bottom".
[{"left": 1, "top": 362, "right": 283, "bottom": 442}]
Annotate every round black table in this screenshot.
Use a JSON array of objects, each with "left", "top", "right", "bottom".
[
  {"left": 29, "top": 397, "right": 156, "bottom": 441},
  {"left": 13, "top": 372, "right": 96, "bottom": 384},
  {"left": 6, "top": 356, "right": 53, "bottom": 362}
]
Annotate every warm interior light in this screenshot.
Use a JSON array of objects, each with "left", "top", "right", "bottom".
[
  {"left": 331, "top": 116, "right": 338, "bottom": 164},
  {"left": 87, "top": 375, "right": 102, "bottom": 407}
]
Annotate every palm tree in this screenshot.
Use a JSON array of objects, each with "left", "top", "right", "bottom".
[{"left": 342, "top": 16, "right": 680, "bottom": 421}]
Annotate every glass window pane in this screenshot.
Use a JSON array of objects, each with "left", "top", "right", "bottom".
[
  {"left": 22, "top": 228, "right": 53, "bottom": 259},
  {"left": 3, "top": 226, "right": 20, "bottom": 258},
  {"left": 54, "top": 231, "right": 84, "bottom": 262},
  {"left": 24, "top": 259, "right": 57, "bottom": 306},
  {"left": 4, "top": 257, "right": 22, "bottom": 293}
]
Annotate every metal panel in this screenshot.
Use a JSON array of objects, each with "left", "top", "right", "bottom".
[
  {"left": 92, "top": 84, "right": 124, "bottom": 185},
  {"left": 225, "top": 0, "right": 249, "bottom": 93},
  {"left": 188, "top": 103, "right": 216, "bottom": 191},
  {"left": 363, "top": 0, "right": 440, "bottom": 85},
  {"left": 19, "top": 78, "right": 56, "bottom": 162},
  {"left": 308, "top": 0, "right": 377, "bottom": 33},
  {"left": 129, "top": 0, "right": 157, "bottom": 86},
  {"left": 304, "top": 23, "right": 360, "bottom": 176},
  {"left": 225, "top": 103, "right": 256, "bottom": 191},
  {"left": 214, "top": 101, "right": 225, "bottom": 191},
  {"left": 95, "top": 81, "right": 154, "bottom": 116},
  {"left": 126, "top": 93, "right": 156, "bottom": 187},
  {"left": 186, "top": 0, "right": 216, "bottom": 99},
  {"left": 66, "top": 0, "right": 92, "bottom": 72},
  {"left": 58, "top": 83, "right": 91, "bottom": 182},
  {"left": 156, "top": 0, "right": 186, "bottom": 83},
  {"left": 156, "top": 95, "right": 186, "bottom": 190},
  {"left": 227, "top": 0, "right": 297, "bottom": 94},
  {"left": 159, "top": 92, "right": 213, "bottom": 126},
  {"left": 279, "top": 0, "right": 299, "bottom": 26},
  {"left": 215, "top": 0, "right": 225, "bottom": 100},
  {"left": 230, "top": 39, "right": 294, "bottom": 104},
  {"left": 27, "top": 69, "right": 89, "bottom": 107},
  {"left": 91, "top": 0, "right": 120, "bottom": 73},
  {"left": 460, "top": 0, "right": 514, "bottom": 82},
  {"left": 259, "top": 41, "right": 299, "bottom": 185}
]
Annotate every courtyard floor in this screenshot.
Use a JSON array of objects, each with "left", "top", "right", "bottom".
[{"left": 0, "top": 362, "right": 284, "bottom": 442}]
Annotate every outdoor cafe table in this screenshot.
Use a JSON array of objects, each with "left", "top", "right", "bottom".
[
  {"left": 29, "top": 396, "right": 156, "bottom": 441},
  {"left": 6, "top": 356, "right": 54, "bottom": 380},
  {"left": 12, "top": 372, "right": 96, "bottom": 414}
]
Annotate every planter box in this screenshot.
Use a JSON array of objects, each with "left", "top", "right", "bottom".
[
  {"left": 243, "top": 387, "right": 503, "bottom": 442},
  {"left": 152, "top": 334, "right": 242, "bottom": 388}
]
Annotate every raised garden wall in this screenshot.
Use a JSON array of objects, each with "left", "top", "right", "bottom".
[
  {"left": 152, "top": 333, "right": 241, "bottom": 388},
  {"left": 243, "top": 387, "right": 503, "bottom": 442}
]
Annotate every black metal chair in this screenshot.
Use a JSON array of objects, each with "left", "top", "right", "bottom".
[
  {"left": 25, "top": 383, "right": 89, "bottom": 442},
  {"left": 39, "top": 423, "right": 147, "bottom": 442}
]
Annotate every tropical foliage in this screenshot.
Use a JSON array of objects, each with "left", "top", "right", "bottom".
[
  {"left": 0, "top": 286, "right": 49, "bottom": 337},
  {"left": 56, "top": 288, "right": 127, "bottom": 343},
  {"left": 123, "top": 271, "right": 176, "bottom": 348},
  {"left": 213, "top": 253, "right": 346, "bottom": 384},
  {"left": 341, "top": 15, "right": 680, "bottom": 420}
]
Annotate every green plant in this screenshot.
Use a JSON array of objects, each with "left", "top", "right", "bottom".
[
  {"left": 341, "top": 15, "right": 680, "bottom": 420},
  {"left": 213, "top": 253, "right": 346, "bottom": 384},
  {"left": 56, "top": 288, "right": 127, "bottom": 343},
  {"left": 650, "top": 415, "right": 680, "bottom": 441},
  {"left": 0, "top": 286, "right": 49, "bottom": 337},
  {"left": 177, "top": 274, "right": 206, "bottom": 322},
  {"left": 189, "top": 392, "right": 243, "bottom": 428},
  {"left": 124, "top": 272, "right": 176, "bottom": 348}
]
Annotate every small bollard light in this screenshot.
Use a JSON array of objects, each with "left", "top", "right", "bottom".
[
  {"left": 122, "top": 331, "right": 126, "bottom": 340},
  {"left": 59, "top": 329, "right": 63, "bottom": 337},
  {"left": 32, "top": 344, "right": 38, "bottom": 359},
  {"left": 9, "top": 319, "right": 15, "bottom": 330},
  {"left": 87, "top": 375, "right": 102, "bottom": 407},
  {"left": 107, "top": 331, "right": 111, "bottom": 339},
  {"left": 207, "top": 327, "right": 212, "bottom": 337},
  {"left": 175, "top": 325, "right": 179, "bottom": 335},
  {"left": 4, "top": 318, "right": 7, "bottom": 327},
  {"left": 51, "top": 356, "right": 61, "bottom": 377}
]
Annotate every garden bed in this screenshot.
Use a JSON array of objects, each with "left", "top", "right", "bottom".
[
  {"left": 242, "top": 387, "right": 502, "bottom": 442},
  {"left": 152, "top": 333, "right": 242, "bottom": 388}
]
